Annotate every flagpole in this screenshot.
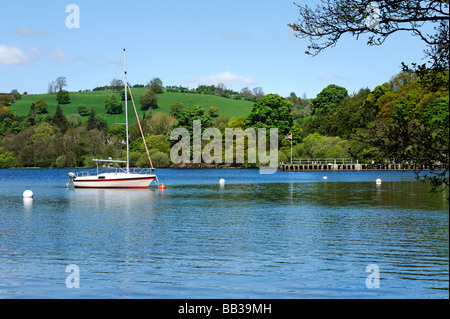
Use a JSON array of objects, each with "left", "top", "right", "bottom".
[{"left": 290, "top": 131, "right": 293, "bottom": 164}]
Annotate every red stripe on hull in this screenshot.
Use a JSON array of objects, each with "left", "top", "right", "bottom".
[{"left": 74, "top": 185, "right": 150, "bottom": 189}]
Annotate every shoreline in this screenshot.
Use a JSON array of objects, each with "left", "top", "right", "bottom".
[{"left": 3, "top": 163, "right": 448, "bottom": 173}]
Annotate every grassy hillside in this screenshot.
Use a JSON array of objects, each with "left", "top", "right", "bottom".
[{"left": 9, "top": 88, "right": 254, "bottom": 125}]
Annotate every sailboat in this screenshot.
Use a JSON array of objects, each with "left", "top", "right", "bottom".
[{"left": 67, "top": 49, "right": 157, "bottom": 189}]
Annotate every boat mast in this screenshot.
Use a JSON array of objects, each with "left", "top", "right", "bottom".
[{"left": 123, "top": 48, "right": 130, "bottom": 173}]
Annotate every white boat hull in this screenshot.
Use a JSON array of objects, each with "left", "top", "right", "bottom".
[{"left": 73, "top": 172, "right": 156, "bottom": 189}]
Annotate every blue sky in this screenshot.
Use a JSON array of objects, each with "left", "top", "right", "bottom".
[{"left": 1, "top": 0, "right": 431, "bottom": 99}]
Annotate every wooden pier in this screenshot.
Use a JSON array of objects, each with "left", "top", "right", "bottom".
[{"left": 280, "top": 158, "right": 428, "bottom": 171}]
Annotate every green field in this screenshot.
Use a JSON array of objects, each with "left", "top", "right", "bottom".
[{"left": 9, "top": 88, "right": 254, "bottom": 125}]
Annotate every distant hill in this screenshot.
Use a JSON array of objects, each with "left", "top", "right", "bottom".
[{"left": 8, "top": 88, "right": 254, "bottom": 125}]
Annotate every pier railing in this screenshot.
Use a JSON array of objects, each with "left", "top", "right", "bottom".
[
  {"left": 280, "top": 158, "right": 445, "bottom": 171},
  {"left": 291, "top": 158, "right": 354, "bottom": 165}
]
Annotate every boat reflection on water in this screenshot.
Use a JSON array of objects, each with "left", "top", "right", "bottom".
[{"left": 67, "top": 186, "right": 157, "bottom": 216}]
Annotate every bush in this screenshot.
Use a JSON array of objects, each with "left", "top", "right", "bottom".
[
  {"left": 137, "top": 150, "right": 170, "bottom": 168},
  {"left": 139, "top": 90, "right": 158, "bottom": 111},
  {"left": 55, "top": 155, "right": 67, "bottom": 168},
  {"left": 149, "top": 151, "right": 170, "bottom": 167},
  {"left": 78, "top": 104, "right": 89, "bottom": 116},
  {"left": 0, "top": 147, "right": 17, "bottom": 168},
  {"left": 292, "top": 133, "right": 351, "bottom": 159},
  {"left": 129, "top": 151, "right": 142, "bottom": 167},
  {"left": 56, "top": 90, "right": 70, "bottom": 104},
  {"left": 105, "top": 95, "right": 123, "bottom": 114},
  {"left": 170, "top": 102, "right": 184, "bottom": 118},
  {"left": 208, "top": 106, "right": 219, "bottom": 118},
  {"left": 35, "top": 98, "right": 48, "bottom": 114}
]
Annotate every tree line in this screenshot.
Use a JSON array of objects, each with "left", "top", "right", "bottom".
[
  {"left": 167, "top": 83, "right": 265, "bottom": 102},
  {"left": 0, "top": 69, "right": 448, "bottom": 190}
]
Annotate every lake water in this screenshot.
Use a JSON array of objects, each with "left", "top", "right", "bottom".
[{"left": 0, "top": 168, "right": 448, "bottom": 299}]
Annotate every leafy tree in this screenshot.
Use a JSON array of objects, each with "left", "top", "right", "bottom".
[
  {"left": 55, "top": 155, "right": 67, "bottom": 168},
  {"left": 288, "top": 0, "right": 449, "bottom": 69},
  {"left": 149, "top": 151, "right": 170, "bottom": 167},
  {"left": 228, "top": 116, "right": 246, "bottom": 129},
  {"left": 35, "top": 98, "right": 48, "bottom": 114},
  {"left": 144, "top": 134, "right": 172, "bottom": 153},
  {"left": 170, "top": 105, "right": 214, "bottom": 162},
  {"left": 361, "top": 83, "right": 391, "bottom": 124},
  {"left": 78, "top": 104, "right": 89, "bottom": 116},
  {"left": 86, "top": 107, "right": 98, "bottom": 130},
  {"left": 52, "top": 105, "right": 69, "bottom": 133},
  {"left": 129, "top": 116, "right": 152, "bottom": 142},
  {"left": 421, "top": 97, "right": 449, "bottom": 130},
  {"left": 0, "top": 127, "right": 34, "bottom": 166},
  {"left": 56, "top": 90, "right": 70, "bottom": 104},
  {"left": 62, "top": 127, "right": 88, "bottom": 167},
  {"left": 85, "top": 128, "right": 107, "bottom": 159},
  {"left": 208, "top": 106, "right": 219, "bottom": 118},
  {"left": 196, "top": 84, "right": 216, "bottom": 95},
  {"left": 214, "top": 115, "right": 229, "bottom": 129},
  {"left": 244, "top": 93, "right": 294, "bottom": 137},
  {"left": 311, "top": 84, "right": 348, "bottom": 115},
  {"left": 0, "top": 147, "right": 17, "bottom": 168},
  {"left": 139, "top": 90, "right": 158, "bottom": 111},
  {"left": 66, "top": 114, "right": 82, "bottom": 127},
  {"left": 170, "top": 102, "right": 184, "bottom": 118},
  {"left": 361, "top": 70, "right": 449, "bottom": 192},
  {"left": 31, "top": 122, "right": 56, "bottom": 166},
  {"left": 292, "top": 133, "right": 350, "bottom": 159},
  {"left": 332, "top": 88, "right": 371, "bottom": 137},
  {"left": 292, "top": 133, "right": 322, "bottom": 158},
  {"left": 105, "top": 95, "right": 123, "bottom": 114},
  {"left": 110, "top": 78, "right": 124, "bottom": 92},
  {"left": 10, "top": 89, "right": 21, "bottom": 101},
  {"left": 0, "top": 93, "right": 15, "bottom": 108},
  {"left": 28, "top": 103, "right": 37, "bottom": 124},
  {"left": 148, "top": 112, "right": 176, "bottom": 136},
  {"left": 147, "top": 78, "right": 164, "bottom": 94},
  {"left": 286, "top": 92, "right": 305, "bottom": 116},
  {"left": 109, "top": 126, "right": 126, "bottom": 140},
  {"left": 173, "top": 105, "right": 213, "bottom": 132},
  {"left": 137, "top": 149, "right": 170, "bottom": 167},
  {"left": 95, "top": 114, "right": 108, "bottom": 134},
  {"left": 306, "top": 87, "right": 370, "bottom": 138}
]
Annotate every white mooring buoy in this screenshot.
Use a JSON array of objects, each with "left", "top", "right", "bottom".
[
  {"left": 23, "top": 189, "right": 33, "bottom": 198},
  {"left": 323, "top": 175, "right": 328, "bottom": 180},
  {"left": 219, "top": 178, "right": 225, "bottom": 185},
  {"left": 376, "top": 177, "right": 382, "bottom": 184}
]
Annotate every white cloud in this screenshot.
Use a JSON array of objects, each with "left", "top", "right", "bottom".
[
  {"left": 183, "top": 71, "right": 256, "bottom": 88},
  {"left": 0, "top": 45, "right": 33, "bottom": 65},
  {"left": 319, "top": 74, "right": 345, "bottom": 82},
  {"left": 104, "top": 57, "right": 122, "bottom": 66},
  {"left": 50, "top": 48, "right": 69, "bottom": 62},
  {"left": 30, "top": 47, "right": 69, "bottom": 62},
  {"left": 14, "top": 26, "right": 46, "bottom": 37}
]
